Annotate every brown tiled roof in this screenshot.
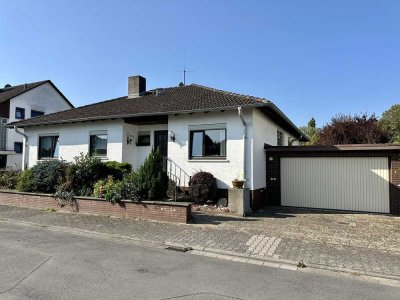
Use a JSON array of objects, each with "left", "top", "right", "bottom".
[
  {"left": 9, "top": 84, "right": 268, "bottom": 127},
  {"left": 0, "top": 80, "right": 73, "bottom": 107},
  {"left": 8, "top": 83, "right": 307, "bottom": 141}
]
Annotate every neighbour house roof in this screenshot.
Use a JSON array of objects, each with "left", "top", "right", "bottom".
[
  {"left": 0, "top": 80, "right": 73, "bottom": 108},
  {"left": 8, "top": 83, "right": 307, "bottom": 141}
]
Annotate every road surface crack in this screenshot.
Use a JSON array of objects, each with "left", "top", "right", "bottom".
[{"left": 0, "top": 256, "right": 52, "bottom": 295}]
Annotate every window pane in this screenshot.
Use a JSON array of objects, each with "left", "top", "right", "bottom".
[
  {"left": 137, "top": 131, "right": 150, "bottom": 146},
  {"left": 204, "top": 129, "right": 226, "bottom": 156},
  {"left": 31, "top": 110, "right": 44, "bottom": 118},
  {"left": 191, "top": 132, "right": 203, "bottom": 157},
  {"left": 90, "top": 134, "right": 107, "bottom": 156},
  {"left": 15, "top": 107, "right": 25, "bottom": 119},
  {"left": 39, "top": 136, "right": 59, "bottom": 159}
]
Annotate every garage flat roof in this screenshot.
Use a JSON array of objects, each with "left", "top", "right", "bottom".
[{"left": 264, "top": 144, "right": 400, "bottom": 152}]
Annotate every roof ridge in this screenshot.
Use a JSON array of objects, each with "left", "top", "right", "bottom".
[
  {"left": 0, "top": 80, "right": 49, "bottom": 90},
  {"left": 190, "top": 83, "right": 269, "bottom": 103}
]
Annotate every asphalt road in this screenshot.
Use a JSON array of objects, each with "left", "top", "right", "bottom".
[{"left": 0, "top": 220, "right": 399, "bottom": 300}]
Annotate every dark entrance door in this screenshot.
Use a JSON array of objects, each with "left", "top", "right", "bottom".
[
  {"left": 154, "top": 130, "right": 168, "bottom": 158},
  {"left": 266, "top": 155, "right": 281, "bottom": 205}
]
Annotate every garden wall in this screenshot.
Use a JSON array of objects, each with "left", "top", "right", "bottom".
[{"left": 0, "top": 190, "right": 191, "bottom": 223}]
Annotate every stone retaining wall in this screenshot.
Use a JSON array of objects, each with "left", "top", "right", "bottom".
[{"left": 0, "top": 190, "right": 191, "bottom": 223}]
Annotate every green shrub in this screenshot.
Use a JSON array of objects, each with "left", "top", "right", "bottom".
[
  {"left": 104, "top": 161, "right": 132, "bottom": 180},
  {"left": 69, "top": 153, "right": 107, "bottom": 196},
  {"left": 189, "top": 171, "right": 217, "bottom": 203},
  {"left": 121, "top": 171, "right": 141, "bottom": 201},
  {"left": 0, "top": 169, "right": 20, "bottom": 189},
  {"left": 17, "top": 169, "right": 33, "bottom": 192},
  {"left": 30, "top": 160, "right": 66, "bottom": 193},
  {"left": 137, "top": 149, "right": 169, "bottom": 200},
  {"left": 93, "top": 176, "right": 123, "bottom": 204}
]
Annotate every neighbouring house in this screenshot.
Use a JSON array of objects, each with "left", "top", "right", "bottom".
[
  {"left": 8, "top": 75, "right": 307, "bottom": 209},
  {"left": 0, "top": 81, "right": 74, "bottom": 169}
]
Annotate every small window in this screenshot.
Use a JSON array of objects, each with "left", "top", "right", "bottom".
[
  {"left": 31, "top": 110, "right": 44, "bottom": 118},
  {"left": 137, "top": 131, "right": 150, "bottom": 146},
  {"left": 277, "top": 130, "right": 284, "bottom": 146},
  {"left": 90, "top": 132, "right": 107, "bottom": 156},
  {"left": 189, "top": 128, "right": 226, "bottom": 158},
  {"left": 38, "top": 136, "right": 59, "bottom": 159},
  {"left": 14, "top": 142, "right": 23, "bottom": 154},
  {"left": 15, "top": 107, "right": 25, "bottom": 119}
]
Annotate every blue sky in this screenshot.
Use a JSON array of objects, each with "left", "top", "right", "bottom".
[{"left": 1, "top": 0, "right": 399, "bottom": 127}]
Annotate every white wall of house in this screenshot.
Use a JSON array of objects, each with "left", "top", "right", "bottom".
[
  {"left": 251, "top": 109, "right": 299, "bottom": 190},
  {"left": 167, "top": 109, "right": 253, "bottom": 189},
  {"left": 25, "top": 120, "right": 124, "bottom": 168},
  {"left": 7, "top": 82, "right": 72, "bottom": 169},
  {"left": 122, "top": 123, "right": 168, "bottom": 169}
]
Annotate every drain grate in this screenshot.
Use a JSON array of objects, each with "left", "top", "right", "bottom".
[{"left": 165, "top": 245, "right": 192, "bottom": 252}]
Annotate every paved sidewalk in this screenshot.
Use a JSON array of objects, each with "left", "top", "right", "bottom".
[{"left": 0, "top": 204, "right": 399, "bottom": 279}]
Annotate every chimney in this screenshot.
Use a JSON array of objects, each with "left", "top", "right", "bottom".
[{"left": 128, "top": 75, "right": 146, "bottom": 98}]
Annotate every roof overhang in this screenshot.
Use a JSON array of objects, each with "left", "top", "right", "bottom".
[
  {"left": 264, "top": 144, "right": 400, "bottom": 157},
  {"left": 8, "top": 103, "right": 307, "bottom": 141}
]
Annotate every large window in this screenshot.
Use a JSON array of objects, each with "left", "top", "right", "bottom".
[
  {"left": 90, "top": 131, "right": 107, "bottom": 156},
  {"left": 31, "top": 110, "right": 44, "bottom": 118},
  {"left": 277, "top": 130, "right": 284, "bottom": 146},
  {"left": 15, "top": 107, "right": 25, "bottom": 119},
  {"left": 38, "top": 136, "right": 59, "bottom": 159},
  {"left": 189, "top": 127, "right": 226, "bottom": 159}
]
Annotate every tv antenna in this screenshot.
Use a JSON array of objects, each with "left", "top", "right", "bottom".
[{"left": 176, "top": 54, "right": 194, "bottom": 85}]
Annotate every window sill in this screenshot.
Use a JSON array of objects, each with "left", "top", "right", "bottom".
[{"left": 188, "top": 159, "right": 230, "bottom": 163}]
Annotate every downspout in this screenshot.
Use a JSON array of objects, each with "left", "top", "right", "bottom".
[
  {"left": 237, "top": 107, "right": 247, "bottom": 187},
  {"left": 14, "top": 127, "right": 28, "bottom": 170}
]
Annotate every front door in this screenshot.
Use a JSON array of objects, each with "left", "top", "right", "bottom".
[{"left": 154, "top": 130, "right": 168, "bottom": 158}]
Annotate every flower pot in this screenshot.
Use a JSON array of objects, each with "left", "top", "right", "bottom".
[{"left": 232, "top": 180, "right": 244, "bottom": 189}]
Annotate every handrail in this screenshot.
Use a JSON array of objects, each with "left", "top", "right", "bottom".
[{"left": 163, "top": 157, "right": 191, "bottom": 201}]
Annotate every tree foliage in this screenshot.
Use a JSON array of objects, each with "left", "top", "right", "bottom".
[
  {"left": 379, "top": 104, "right": 400, "bottom": 143},
  {"left": 319, "top": 113, "right": 390, "bottom": 145},
  {"left": 300, "top": 117, "right": 320, "bottom": 145}
]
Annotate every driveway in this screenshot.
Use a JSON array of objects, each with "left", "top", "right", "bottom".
[{"left": 193, "top": 206, "right": 400, "bottom": 253}]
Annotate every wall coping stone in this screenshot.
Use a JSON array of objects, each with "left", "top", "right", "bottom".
[{"left": 0, "top": 190, "right": 192, "bottom": 207}]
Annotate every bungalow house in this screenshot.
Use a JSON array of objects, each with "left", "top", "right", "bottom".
[
  {"left": 8, "top": 76, "right": 307, "bottom": 210},
  {"left": 0, "top": 81, "right": 73, "bottom": 169}
]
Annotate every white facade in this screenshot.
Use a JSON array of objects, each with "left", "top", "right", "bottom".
[
  {"left": 23, "top": 108, "right": 298, "bottom": 191},
  {"left": 6, "top": 82, "right": 72, "bottom": 169}
]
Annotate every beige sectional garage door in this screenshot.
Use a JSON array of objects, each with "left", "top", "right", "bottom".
[{"left": 280, "top": 157, "right": 390, "bottom": 213}]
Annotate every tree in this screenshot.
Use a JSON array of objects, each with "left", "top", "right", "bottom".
[
  {"left": 299, "top": 117, "right": 320, "bottom": 145},
  {"left": 379, "top": 104, "right": 400, "bottom": 143},
  {"left": 319, "top": 113, "right": 390, "bottom": 145}
]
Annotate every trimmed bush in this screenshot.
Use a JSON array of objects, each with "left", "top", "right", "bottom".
[
  {"left": 29, "top": 160, "right": 66, "bottom": 193},
  {"left": 189, "top": 171, "right": 217, "bottom": 203},
  {"left": 121, "top": 171, "right": 141, "bottom": 201},
  {"left": 137, "top": 149, "right": 169, "bottom": 200},
  {"left": 17, "top": 169, "right": 33, "bottom": 192},
  {"left": 69, "top": 153, "right": 107, "bottom": 196},
  {"left": 0, "top": 169, "right": 20, "bottom": 189},
  {"left": 104, "top": 161, "right": 132, "bottom": 180}
]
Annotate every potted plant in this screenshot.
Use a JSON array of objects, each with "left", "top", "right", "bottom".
[{"left": 232, "top": 177, "right": 245, "bottom": 189}]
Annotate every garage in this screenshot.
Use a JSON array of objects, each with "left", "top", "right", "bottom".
[{"left": 265, "top": 144, "right": 400, "bottom": 215}]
